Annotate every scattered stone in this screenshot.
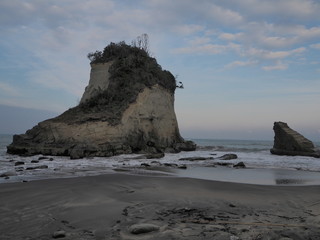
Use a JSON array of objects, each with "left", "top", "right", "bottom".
[
  {"left": 179, "top": 157, "right": 213, "bottom": 161},
  {"left": 31, "top": 160, "right": 39, "bottom": 163},
  {"left": 141, "top": 163, "right": 150, "bottom": 167},
  {"left": 49, "top": 158, "right": 54, "bottom": 161},
  {"left": 214, "top": 162, "right": 233, "bottom": 167},
  {"left": 178, "top": 164, "right": 187, "bottom": 169},
  {"left": 26, "top": 165, "right": 48, "bottom": 170},
  {"left": 0, "top": 171, "right": 17, "bottom": 178},
  {"left": 38, "top": 156, "right": 49, "bottom": 160},
  {"left": 52, "top": 230, "right": 66, "bottom": 238},
  {"left": 175, "top": 141, "right": 197, "bottom": 151},
  {"left": 150, "top": 161, "right": 160, "bottom": 164},
  {"left": 217, "top": 154, "right": 238, "bottom": 160},
  {"left": 129, "top": 223, "right": 160, "bottom": 234},
  {"left": 164, "top": 163, "right": 178, "bottom": 167},
  {"left": 145, "top": 153, "right": 165, "bottom": 159},
  {"left": 229, "top": 203, "right": 236, "bottom": 208},
  {"left": 270, "top": 121, "right": 320, "bottom": 158},
  {"left": 204, "top": 224, "right": 226, "bottom": 232},
  {"left": 15, "top": 167, "right": 24, "bottom": 172},
  {"left": 233, "top": 162, "right": 246, "bottom": 168},
  {"left": 14, "top": 161, "right": 25, "bottom": 166}
]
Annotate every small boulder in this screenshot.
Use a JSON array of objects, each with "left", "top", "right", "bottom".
[
  {"left": 14, "top": 161, "right": 25, "bottom": 166},
  {"left": 217, "top": 154, "right": 238, "bottom": 160},
  {"left": 129, "top": 223, "right": 160, "bottom": 234},
  {"left": 15, "top": 167, "right": 24, "bottom": 172},
  {"left": 145, "top": 153, "right": 165, "bottom": 159},
  {"left": 0, "top": 171, "right": 17, "bottom": 178},
  {"left": 214, "top": 162, "right": 233, "bottom": 167},
  {"left": 175, "top": 141, "right": 197, "bottom": 151},
  {"left": 179, "top": 157, "right": 213, "bottom": 161},
  {"left": 26, "top": 165, "right": 48, "bottom": 170},
  {"left": 233, "top": 162, "right": 246, "bottom": 168},
  {"left": 52, "top": 230, "right": 66, "bottom": 238},
  {"left": 164, "top": 163, "right": 178, "bottom": 167},
  {"left": 141, "top": 163, "right": 151, "bottom": 167},
  {"left": 178, "top": 164, "right": 187, "bottom": 169}
]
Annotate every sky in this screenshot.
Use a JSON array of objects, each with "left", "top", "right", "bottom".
[{"left": 0, "top": 0, "right": 320, "bottom": 141}]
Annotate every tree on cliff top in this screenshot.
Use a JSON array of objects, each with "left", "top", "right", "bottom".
[{"left": 87, "top": 34, "right": 150, "bottom": 64}]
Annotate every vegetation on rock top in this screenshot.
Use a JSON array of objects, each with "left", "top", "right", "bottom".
[{"left": 56, "top": 34, "right": 178, "bottom": 125}]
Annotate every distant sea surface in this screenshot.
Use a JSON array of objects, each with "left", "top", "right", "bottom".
[{"left": 1, "top": 134, "right": 320, "bottom": 185}]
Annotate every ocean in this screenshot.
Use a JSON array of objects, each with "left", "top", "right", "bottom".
[{"left": 1, "top": 134, "right": 320, "bottom": 185}]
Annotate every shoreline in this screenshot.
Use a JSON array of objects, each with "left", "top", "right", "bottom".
[
  {"left": 0, "top": 173, "right": 319, "bottom": 239},
  {"left": 2, "top": 162, "right": 320, "bottom": 186}
]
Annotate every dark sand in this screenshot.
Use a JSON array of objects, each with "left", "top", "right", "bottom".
[{"left": 0, "top": 174, "right": 319, "bottom": 240}]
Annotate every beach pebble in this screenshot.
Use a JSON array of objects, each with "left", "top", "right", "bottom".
[
  {"left": 217, "top": 154, "right": 238, "bottom": 160},
  {"left": 14, "top": 161, "right": 25, "bottom": 166},
  {"left": 15, "top": 167, "right": 24, "bottom": 172},
  {"left": 129, "top": 223, "right": 160, "bottom": 234},
  {"left": 179, "top": 157, "right": 213, "bottom": 161},
  {"left": 52, "top": 230, "right": 66, "bottom": 238},
  {"left": 145, "top": 153, "right": 165, "bottom": 159},
  {"left": 141, "top": 163, "right": 150, "bottom": 167},
  {"left": 204, "top": 224, "right": 225, "bottom": 232},
  {"left": 233, "top": 162, "right": 246, "bottom": 168},
  {"left": 178, "top": 164, "right": 187, "bottom": 169},
  {"left": 26, "top": 165, "right": 48, "bottom": 170},
  {"left": 0, "top": 171, "right": 17, "bottom": 178},
  {"left": 164, "top": 163, "right": 178, "bottom": 167}
]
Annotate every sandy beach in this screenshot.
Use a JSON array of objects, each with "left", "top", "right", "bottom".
[{"left": 0, "top": 173, "right": 319, "bottom": 240}]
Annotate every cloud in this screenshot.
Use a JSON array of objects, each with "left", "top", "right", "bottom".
[
  {"left": 219, "top": 32, "right": 243, "bottom": 41},
  {"left": 242, "top": 47, "right": 306, "bottom": 63},
  {"left": 262, "top": 61, "right": 288, "bottom": 71},
  {"left": 173, "top": 44, "right": 227, "bottom": 55},
  {"left": 311, "top": 43, "right": 320, "bottom": 49},
  {"left": 225, "top": 60, "right": 257, "bottom": 69},
  {"left": 173, "top": 24, "right": 205, "bottom": 36},
  {"left": 0, "top": 82, "right": 20, "bottom": 96},
  {"left": 222, "top": 0, "right": 320, "bottom": 21},
  {"left": 205, "top": 3, "right": 244, "bottom": 26}
]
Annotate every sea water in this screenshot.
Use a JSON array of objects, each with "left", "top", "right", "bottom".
[{"left": 1, "top": 134, "right": 320, "bottom": 185}]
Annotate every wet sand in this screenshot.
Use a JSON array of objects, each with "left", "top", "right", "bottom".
[{"left": 0, "top": 173, "right": 319, "bottom": 239}]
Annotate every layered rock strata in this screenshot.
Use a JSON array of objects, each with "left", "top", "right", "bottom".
[
  {"left": 7, "top": 42, "right": 196, "bottom": 158},
  {"left": 270, "top": 121, "right": 320, "bottom": 158}
]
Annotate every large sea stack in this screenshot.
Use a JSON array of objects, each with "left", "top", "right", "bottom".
[
  {"left": 7, "top": 40, "right": 196, "bottom": 158},
  {"left": 270, "top": 121, "right": 320, "bottom": 158}
]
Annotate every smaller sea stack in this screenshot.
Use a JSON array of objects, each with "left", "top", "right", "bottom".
[{"left": 270, "top": 121, "right": 320, "bottom": 158}]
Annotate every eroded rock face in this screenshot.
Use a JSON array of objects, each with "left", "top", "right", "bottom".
[
  {"left": 7, "top": 43, "right": 196, "bottom": 158},
  {"left": 270, "top": 122, "right": 320, "bottom": 158}
]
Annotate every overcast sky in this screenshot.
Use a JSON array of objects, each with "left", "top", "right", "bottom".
[{"left": 0, "top": 0, "right": 320, "bottom": 140}]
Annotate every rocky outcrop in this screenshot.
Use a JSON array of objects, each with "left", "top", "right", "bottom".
[
  {"left": 270, "top": 122, "right": 320, "bottom": 158},
  {"left": 7, "top": 41, "right": 196, "bottom": 158}
]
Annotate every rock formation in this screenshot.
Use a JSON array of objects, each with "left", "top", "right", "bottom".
[
  {"left": 7, "top": 40, "right": 196, "bottom": 158},
  {"left": 270, "top": 121, "right": 320, "bottom": 158}
]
